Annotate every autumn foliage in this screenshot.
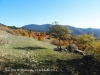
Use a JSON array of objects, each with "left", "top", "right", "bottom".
[
  {"left": 1, "top": 24, "right": 100, "bottom": 55},
  {"left": 33, "top": 32, "right": 46, "bottom": 41},
  {"left": 28, "top": 30, "right": 34, "bottom": 37},
  {"left": 51, "top": 39, "right": 69, "bottom": 46},
  {"left": 13, "top": 30, "right": 21, "bottom": 36}
]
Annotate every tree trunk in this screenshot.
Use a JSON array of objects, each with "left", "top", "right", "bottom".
[{"left": 58, "top": 38, "right": 60, "bottom": 47}]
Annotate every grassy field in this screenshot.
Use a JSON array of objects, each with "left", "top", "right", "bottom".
[
  {"left": 0, "top": 30, "right": 74, "bottom": 74},
  {"left": 0, "top": 30, "right": 100, "bottom": 75},
  {"left": 0, "top": 30, "right": 74, "bottom": 59}
]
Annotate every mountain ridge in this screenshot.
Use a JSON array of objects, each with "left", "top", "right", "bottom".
[{"left": 22, "top": 24, "right": 100, "bottom": 38}]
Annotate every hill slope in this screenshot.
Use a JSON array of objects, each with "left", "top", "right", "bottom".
[
  {"left": 0, "top": 30, "right": 73, "bottom": 68},
  {"left": 0, "top": 30, "right": 100, "bottom": 75}
]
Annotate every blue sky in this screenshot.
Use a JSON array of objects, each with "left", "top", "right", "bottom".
[{"left": 0, "top": 0, "right": 100, "bottom": 28}]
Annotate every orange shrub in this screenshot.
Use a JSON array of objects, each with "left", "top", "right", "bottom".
[
  {"left": 63, "top": 40, "right": 69, "bottom": 46},
  {"left": 76, "top": 44, "right": 84, "bottom": 50},
  {"left": 51, "top": 39, "right": 59, "bottom": 45},
  {"left": 33, "top": 35, "right": 38, "bottom": 39},
  {"left": 13, "top": 30, "right": 21, "bottom": 36},
  {"left": 96, "top": 44, "right": 100, "bottom": 54},
  {"left": 28, "top": 30, "right": 34, "bottom": 37},
  {"left": 51, "top": 39, "right": 68, "bottom": 46},
  {"left": 38, "top": 35, "right": 45, "bottom": 41}
]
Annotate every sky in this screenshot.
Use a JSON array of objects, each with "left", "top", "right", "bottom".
[{"left": 0, "top": 0, "right": 100, "bottom": 28}]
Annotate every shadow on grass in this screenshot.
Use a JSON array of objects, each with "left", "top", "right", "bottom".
[
  {"left": 1, "top": 55, "right": 100, "bottom": 75},
  {"left": 13, "top": 46, "right": 47, "bottom": 50},
  {"left": 55, "top": 58, "right": 100, "bottom": 75}
]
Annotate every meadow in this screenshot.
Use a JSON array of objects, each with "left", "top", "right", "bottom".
[{"left": 0, "top": 30, "right": 100, "bottom": 75}]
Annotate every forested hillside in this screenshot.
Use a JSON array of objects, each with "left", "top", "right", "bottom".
[{"left": 22, "top": 24, "right": 100, "bottom": 38}]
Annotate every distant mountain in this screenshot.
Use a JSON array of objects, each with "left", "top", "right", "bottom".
[
  {"left": 22, "top": 24, "right": 100, "bottom": 38},
  {"left": 22, "top": 24, "right": 51, "bottom": 32},
  {"left": 66, "top": 26, "right": 100, "bottom": 37}
]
